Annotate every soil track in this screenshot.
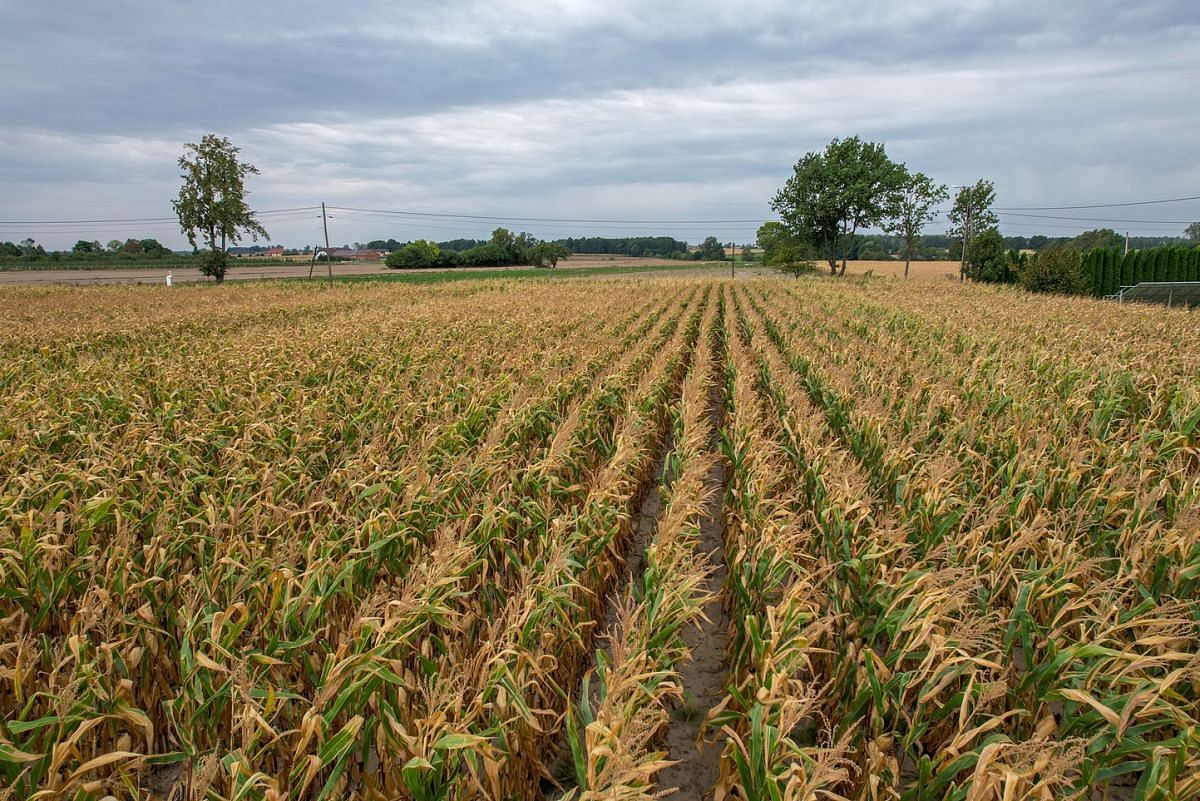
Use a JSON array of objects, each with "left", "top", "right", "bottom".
[{"left": 655, "top": 317, "right": 731, "bottom": 799}]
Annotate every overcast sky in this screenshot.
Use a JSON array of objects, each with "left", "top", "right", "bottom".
[{"left": 2, "top": 0, "right": 1198, "bottom": 249}]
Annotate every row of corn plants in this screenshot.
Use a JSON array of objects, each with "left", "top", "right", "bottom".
[{"left": 562, "top": 285, "right": 725, "bottom": 799}]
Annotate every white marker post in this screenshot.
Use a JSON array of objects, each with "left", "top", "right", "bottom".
[{"left": 166, "top": 272, "right": 173, "bottom": 287}]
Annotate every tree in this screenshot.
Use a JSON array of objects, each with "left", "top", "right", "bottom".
[
  {"left": 946, "top": 180, "right": 999, "bottom": 282},
  {"left": 140, "top": 238, "right": 172, "bottom": 257},
  {"left": 882, "top": 171, "right": 947, "bottom": 280},
  {"left": 72, "top": 240, "right": 96, "bottom": 254},
  {"left": 1068, "top": 228, "right": 1123, "bottom": 252},
  {"left": 531, "top": 242, "right": 571, "bottom": 269},
  {"left": 756, "top": 221, "right": 812, "bottom": 267},
  {"left": 172, "top": 134, "right": 268, "bottom": 283},
  {"left": 772, "top": 136, "right": 906, "bottom": 276},
  {"left": 964, "top": 228, "right": 1011, "bottom": 283},
  {"left": 1184, "top": 222, "right": 1200, "bottom": 241},
  {"left": 697, "top": 236, "right": 727, "bottom": 261}
]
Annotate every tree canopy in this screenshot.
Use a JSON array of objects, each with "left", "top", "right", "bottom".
[
  {"left": 771, "top": 136, "right": 907, "bottom": 276},
  {"left": 172, "top": 134, "right": 268, "bottom": 283},
  {"left": 882, "top": 171, "right": 948, "bottom": 279},
  {"left": 946, "top": 180, "right": 999, "bottom": 281}
]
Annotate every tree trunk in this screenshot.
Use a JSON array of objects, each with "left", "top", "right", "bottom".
[
  {"left": 839, "top": 223, "right": 856, "bottom": 277},
  {"left": 904, "top": 257, "right": 911, "bottom": 280}
]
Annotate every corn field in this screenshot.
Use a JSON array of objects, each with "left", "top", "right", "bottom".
[{"left": 0, "top": 277, "right": 1197, "bottom": 800}]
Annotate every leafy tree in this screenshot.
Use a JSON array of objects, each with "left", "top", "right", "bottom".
[
  {"left": 121, "top": 238, "right": 145, "bottom": 255},
  {"left": 882, "top": 171, "right": 948, "bottom": 279},
  {"left": 140, "top": 238, "right": 172, "bottom": 257},
  {"left": 1185, "top": 222, "right": 1200, "bottom": 241},
  {"left": 756, "top": 221, "right": 813, "bottom": 267},
  {"left": 946, "top": 180, "right": 999, "bottom": 282},
  {"left": 772, "top": 136, "right": 906, "bottom": 276},
  {"left": 531, "top": 242, "right": 571, "bottom": 269},
  {"left": 776, "top": 259, "right": 818, "bottom": 278},
  {"left": 72, "top": 240, "right": 97, "bottom": 254},
  {"left": 1068, "top": 228, "right": 1123, "bottom": 251},
  {"left": 697, "top": 236, "right": 727, "bottom": 261},
  {"left": 964, "top": 228, "right": 1012, "bottom": 283},
  {"left": 172, "top": 134, "right": 269, "bottom": 283}
]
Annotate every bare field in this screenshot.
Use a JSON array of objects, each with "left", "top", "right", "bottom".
[{"left": 0, "top": 254, "right": 688, "bottom": 287}]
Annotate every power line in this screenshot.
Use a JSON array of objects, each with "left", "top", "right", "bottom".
[
  {"left": 326, "top": 205, "right": 766, "bottom": 225},
  {"left": 0, "top": 207, "right": 321, "bottom": 226},
  {"left": 994, "top": 194, "right": 1200, "bottom": 211}
]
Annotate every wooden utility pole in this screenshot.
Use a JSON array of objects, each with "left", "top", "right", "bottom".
[{"left": 322, "top": 203, "right": 332, "bottom": 288}]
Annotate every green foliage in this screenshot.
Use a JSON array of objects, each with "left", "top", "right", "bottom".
[
  {"left": 947, "top": 180, "right": 999, "bottom": 280},
  {"left": 775, "top": 260, "right": 818, "bottom": 278},
  {"left": 697, "top": 236, "right": 727, "bottom": 261},
  {"left": 1153, "top": 249, "right": 1167, "bottom": 282},
  {"left": 530, "top": 242, "right": 571, "bottom": 269},
  {"left": 552, "top": 236, "right": 688, "bottom": 257},
  {"left": 172, "top": 134, "right": 268, "bottom": 283},
  {"left": 882, "top": 171, "right": 948, "bottom": 279},
  {"left": 1119, "top": 250, "right": 1135, "bottom": 288},
  {"left": 1184, "top": 221, "right": 1200, "bottom": 241},
  {"left": 771, "top": 135, "right": 907, "bottom": 275},
  {"left": 756, "top": 222, "right": 814, "bottom": 268},
  {"left": 386, "top": 240, "right": 452, "bottom": 269},
  {"left": 964, "top": 227, "right": 1011, "bottom": 283},
  {"left": 1019, "top": 247, "right": 1087, "bottom": 295},
  {"left": 1068, "top": 228, "right": 1123, "bottom": 251}
]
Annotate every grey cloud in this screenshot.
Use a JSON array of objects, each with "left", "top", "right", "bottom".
[{"left": 2, "top": 1, "right": 1198, "bottom": 249}]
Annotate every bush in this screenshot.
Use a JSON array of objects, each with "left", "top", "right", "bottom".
[
  {"left": 457, "top": 243, "right": 515, "bottom": 267},
  {"left": 1019, "top": 248, "right": 1087, "bottom": 295},
  {"left": 385, "top": 240, "right": 462, "bottom": 269},
  {"left": 775, "top": 260, "right": 818, "bottom": 278}
]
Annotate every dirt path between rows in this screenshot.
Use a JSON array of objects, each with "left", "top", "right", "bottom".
[{"left": 654, "top": 336, "right": 731, "bottom": 799}]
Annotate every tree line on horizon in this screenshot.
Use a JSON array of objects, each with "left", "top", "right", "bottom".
[{"left": 758, "top": 135, "right": 1200, "bottom": 292}]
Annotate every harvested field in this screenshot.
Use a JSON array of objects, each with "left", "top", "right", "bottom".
[
  {"left": 0, "top": 276, "right": 1197, "bottom": 800},
  {"left": 0, "top": 255, "right": 691, "bottom": 287}
]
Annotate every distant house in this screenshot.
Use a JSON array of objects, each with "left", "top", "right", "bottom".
[{"left": 265, "top": 246, "right": 285, "bottom": 257}]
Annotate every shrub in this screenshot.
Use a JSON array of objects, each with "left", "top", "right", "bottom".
[
  {"left": 1019, "top": 248, "right": 1087, "bottom": 295},
  {"left": 385, "top": 240, "right": 459, "bottom": 269}
]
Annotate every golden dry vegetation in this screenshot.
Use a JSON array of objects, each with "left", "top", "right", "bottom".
[{"left": 0, "top": 276, "right": 1197, "bottom": 800}]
